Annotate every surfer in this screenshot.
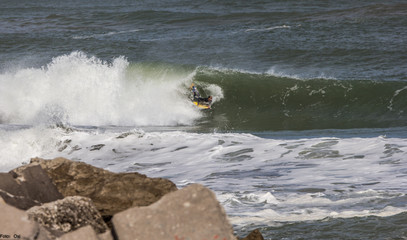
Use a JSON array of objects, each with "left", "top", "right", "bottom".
[
  {"left": 201, "top": 95, "right": 212, "bottom": 104},
  {"left": 191, "top": 84, "right": 212, "bottom": 104}
]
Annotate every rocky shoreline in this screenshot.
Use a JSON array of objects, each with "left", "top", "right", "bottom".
[{"left": 0, "top": 157, "right": 264, "bottom": 240}]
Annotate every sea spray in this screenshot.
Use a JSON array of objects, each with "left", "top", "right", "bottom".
[
  {"left": 0, "top": 126, "right": 65, "bottom": 171},
  {"left": 0, "top": 52, "right": 203, "bottom": 126}
]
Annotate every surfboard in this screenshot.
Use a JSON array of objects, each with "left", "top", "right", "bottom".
[{"left": 192, "top": 100, "right": 211, "bottom": 109}]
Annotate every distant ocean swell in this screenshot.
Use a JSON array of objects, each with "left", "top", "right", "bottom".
[{"left": 1, "top": 52, "right": 407, "bottom": 131}]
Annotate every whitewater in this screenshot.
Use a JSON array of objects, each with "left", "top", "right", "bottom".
[{"left": 0, "top": 52, "right": 205, "bottom": 126}]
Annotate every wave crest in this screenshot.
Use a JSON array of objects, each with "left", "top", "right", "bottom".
[{"left": 0, "top": 52, "right": 201, "bottom": 126}]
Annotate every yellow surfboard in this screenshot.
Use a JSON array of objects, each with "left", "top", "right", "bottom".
[{"left": 192, "top": 100, "right": 211, "bottom": 109}]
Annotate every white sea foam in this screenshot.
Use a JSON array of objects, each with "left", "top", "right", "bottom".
[
  {"left": 245, "top": 25, "right": 291, "bottom": 32},
  {"left": 388, "top": 86, "right": 407, "bottom": 111},
  {"left": 245, "top": 192, "right": 279, "bottom": 205},
  {"left": 0, "top": 126, "right": 64, "bottom": 170},
  {"left": 224, "top": 187, "right": 407, "bottom": 226},
  {"left": 266, "top": 66, "right": 337, "bottom": 80},
  {"left": 228, "top": 205, "right": 407, "bottom": 226},
  {"left": 0, "top": 52, "right": 204, "bottom": 126},
  {"left": 0, "top": 125, "right": 406, "bottom": 228}
]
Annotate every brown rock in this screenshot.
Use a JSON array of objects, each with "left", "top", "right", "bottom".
[
  {"left": 240, "top": 229, "right": 265, "bottom": 240},
  {"left": 58, "top": 226, "right": 99, "bottom": 240},
  {"left": 29, "top": 157, "right": 177, "bottom": 217},
  {"left": 112, "top": 184, "right": 237, "bottom": 240},
  {"left": 98, "top": 230, "right": 114, "bottom": 240},
  {"left": 0, "top": 202, "right": 40, "bottom": 239},
  {"left": 27, "top": 196, "right": 108, "bottom": 234},
  {"left": 0, "top": 164, "right": 63, "bottom": 210},
  {"left": 36, "top": 226, "right": 59, "bottom": 240}
]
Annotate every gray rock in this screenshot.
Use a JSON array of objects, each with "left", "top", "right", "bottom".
[
  {"left": 112, "top": 184, "right": 237, "bottom": 240},
  {"left": 0, "top": 164, "right": 63, "bottom": 210},
  {"left": 29, "top": 157, "right": 177, "bottom": 218},
  {"left": 27, "top": 196, "right": 108, "bottom": 234}
]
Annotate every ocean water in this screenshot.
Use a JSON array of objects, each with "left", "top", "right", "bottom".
[{"left": 1, "top": 0, "right": 407, "bottom": 239}]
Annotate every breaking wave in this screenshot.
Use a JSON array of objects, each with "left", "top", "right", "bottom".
[{"left": 2, "top": 52, "right": 407, "bottom": 131}]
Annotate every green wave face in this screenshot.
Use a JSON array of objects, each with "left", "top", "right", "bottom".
[{"left": 194, "top": 68, "right": 407, "bottom": 131}]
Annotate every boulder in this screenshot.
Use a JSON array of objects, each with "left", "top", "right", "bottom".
[
  {"left": 112, "top": 184, "right": 237, "bottom": 240},
  {"left": 28, "top": 157, "right": 178, "bottom": 218},
  {"left": 0, "top": 202, "right": 40, "bottom": 239},
  {"left": 98, "top": 230, "right": 114, "bottom": 240},
  {"left": 27, "top": 196, "right": 108, "bottom": 234},
  {"left": 0, "top": 164, "right": 63, "bottom": 210},
  {"left": 240, "top": 229, "right": 265, "bottom": 240},
  {"left": 58, "top": 226, "right": 99, "bottom": 240},
  {"left": 57, "top": 226, "right": 114, "bottom": 240},
  {"left": 35, "top": 226, "right": 58, "bottom": 240}
]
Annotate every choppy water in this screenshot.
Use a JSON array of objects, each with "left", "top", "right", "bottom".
[{"left": 1, "top": 0, "right": 407, "bottom": 239}]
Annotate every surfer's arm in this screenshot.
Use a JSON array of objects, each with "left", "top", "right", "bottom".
[{"left": 192, "top": 86, "right": 200, "bottom": 99}]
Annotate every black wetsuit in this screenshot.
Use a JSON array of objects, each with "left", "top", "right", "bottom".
[
  {"left": 200, "top": 97, "right": 211, "bottom": 103},
  {"left": 195, "top": 95, "right": 211, "bottom": 103},
  {"left": 192, "top": 86, "right": 211, "bottom": 103}
]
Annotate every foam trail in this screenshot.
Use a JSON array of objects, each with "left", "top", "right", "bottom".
[
  {"left": 0, "top": 52, "right": 201, "bottom": 126},
  {"left": 245, "top": 25, "right": 291, "bottom": 32}
]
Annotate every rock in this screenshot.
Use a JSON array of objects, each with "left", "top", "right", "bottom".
[
  {"left": 0, "top": 164, "right": 63, "bottom": 210},
  {"left": 36, "top": 226, "right": 59, "bottom": 240},
  {"left": 27, "top": 196, "right": 108, "bottom": 234},
  {"left": 112, "top": 184, "right": 237, "bottom": 240},
  {"left": 98, "top": 230, "right": 114, "bottom": 240},
  {"left": 240, "top": 229, "right": 265, "bottom": 240},
  {"left": 29, "top": 157, "right": 177, "bottom": 218},
  {"left": 58, "top": 226, "right": 99, "bottom": 240},
  {"left": 90, "top": 144, "right": 105, "bottom": 151},
  {"left": 57, "top": 226, "right": 114, "bottom": 240},
  {"left": 0, "top": 202, "right": 40, "bottom": 239}
]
